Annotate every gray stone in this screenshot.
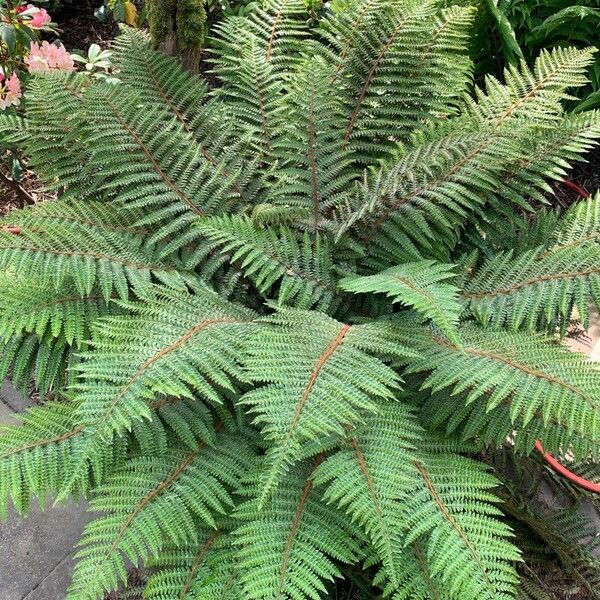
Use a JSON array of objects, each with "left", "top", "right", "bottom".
[
  {"left": 0, "top": 500, "right": 94, "bottom": 600},
  {"left": 0, "top": 380, "right": 93, "bottom": 600},
  {"left": 0, "top": 401, "right": 18, "bottom": 427},
  {"left": 0, "top": 381, "right": 30, "bottom": 414}
]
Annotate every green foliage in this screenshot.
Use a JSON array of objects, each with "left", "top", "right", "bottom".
[
  {"left": 340, "top": 261, "right": 462, "bottom": 344},
  {"left": 1, "top": 0, "right": 600, "bottom": 598},
  {"left": 467, "top": 0, "right": 600, "bottom": 108}
]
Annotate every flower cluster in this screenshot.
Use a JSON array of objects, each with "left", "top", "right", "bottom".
[
  {"left": 25, "top": 41, "right": 75, "bottom": 73},
  {"left": 0, "top": 2, "right": 79, "bottom": 110},
  {"left": 0, "top": 70, "right": 22, "bottom": 111},
  {"left": 16, "top": 4, "right": 52, "bottom": 29}
]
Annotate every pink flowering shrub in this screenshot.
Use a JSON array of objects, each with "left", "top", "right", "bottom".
[
  {"left": 0, "top": 2, "right": 77, "bottom": 111},
  {"left": 0, "top": 71, "right": 22, "bottom": 111},
  {"left": 25, "top": 41, "right": 75, "bottom": 73},
  {"left": 18, "top": 4, "right": 52, "bottom": 29}
]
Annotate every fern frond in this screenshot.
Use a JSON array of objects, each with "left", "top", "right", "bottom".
[
  {"left": 313, "top": 403, "right": 422, "bottom": 588},
  {"left": 371, "top": 539, "right": 448, "bottom": 599},
  {"left": 212, "top": 31, "right": 281, "bottom": 157},
  {"left": 68, "top": 431, "right": 256, "bottom": 599},
  {"left": 79, "top": 82, "right": 245, "bottom": 253},
  {"left": 337, "top": 47, "right": 598, "bottom": 269},
  {"left": 0, "top": 400, "right": 125, "bottom": 516},
  {"left": 463, "top": 194, "right": 600, "bottom": 331},
  {"left": 271, "top": 56, "right": 355, "bottom": 230},
  {"left": 467, "top": 47, "right": 597, "bottom": 125},
  {"left": 112, "top": 28, "right": 208, "bottom": 134},
  {"left": 0, "top": 392, "right": 223, "bottom": 519},
  {"left": 0, "top": 205, "right": 192, "bottom": 300},
  {"left": 196, "top": 214, "right": 343, "bottom": 312},
  {"left": 113, "top": 28, "right": 255, "bottom": 206},
  {"left": 242, "top": 309, "right": 405, "bottom": 505},
  {"left": 493, "top": 109, "right": 600, "bottom": 209},
  {"left": 60, "top": 286, "right": 256, "bottom": 497},
  {"left": 0, "top": 333, "right": 79, "bottom": 397},
  {"left": 401, "top": 324, "right": 600, "bottom": 460},
  {"left": 337, "top": 126, "right": 520, "bottom": 267},
  {"left": 322, "top": 0, "right": 474, "bottom": 162},
  {"left": 240, "top": 0, "right": 309, "bottom": 68},
  {"left": 21, "top": 73, "right": 93, "bottom": 196},
  {"left": 402, "top": 438, "right": 520, "bottom": 600},
  {"left": 144, "top": 526, "right": 241, "bottom": 600},
  {"left": 234, "top": 458, "right": 366, "bottom": 600},
  {"left": 339, "top": 261, "right": 462, "bottom": 344}
]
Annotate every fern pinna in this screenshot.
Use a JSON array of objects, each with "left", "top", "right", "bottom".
[{"left": 1, "top": 0, "right": 600, "bottom": 597}]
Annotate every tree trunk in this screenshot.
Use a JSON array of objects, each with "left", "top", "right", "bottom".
[{"left": 147, "top": 0, "right": 206, "bottom": 74}]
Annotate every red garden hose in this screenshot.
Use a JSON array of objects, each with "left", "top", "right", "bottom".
[
  {"left": 1, "top": 226, "right": 21, "bottom": 234},
  {"left": 534, "top": 441, "right": 600, "bottom": 494}
]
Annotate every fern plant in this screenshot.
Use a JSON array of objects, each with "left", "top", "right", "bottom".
[{"left": 2, "top": 0, "right": 600, "bottom": 597}]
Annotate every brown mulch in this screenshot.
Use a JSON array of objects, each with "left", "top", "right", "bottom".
[
  {"left": 103, "top": 569, "right": 145, "bottom": 600},
  {"left": 549, "top": 146, "right": 600, "bottom": 209},
  {"left": 0, "top": 167, "right": 52, "bottom": 216},
  {"left": 52, "top": 0, "right": 119, "bottom": 53}
]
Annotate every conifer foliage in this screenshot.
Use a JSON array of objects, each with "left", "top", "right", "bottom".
[{"left": 1, "top": 0, "right": 600, "bottom": 597}]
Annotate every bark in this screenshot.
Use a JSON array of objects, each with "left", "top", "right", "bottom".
[{"left": 147, "top": 0, "right": 206, "bottom": 74}]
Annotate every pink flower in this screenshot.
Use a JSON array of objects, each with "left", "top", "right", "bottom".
[
  {"left": 25, "top": 5, "right": 51, "bottom": 29},
  {"left": 25, "top": 41, "right": 75, "bottom": 73},
  {"left": 0, "top": 72, "right": 22, "bottom": 111}
]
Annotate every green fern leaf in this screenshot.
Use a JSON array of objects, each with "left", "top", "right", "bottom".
[
  {"left": 400, "top": 323, "right": 600, "bottom": 460},
  {"left": 0, "top": 204, "right": 192, "bottom": 301},
  {"left": 402, "top": 438, "right": 520, "bottom": 599},
  {"left": 463, "top": 194, "right": 600, "bottom": 331},
  {"left": 339, "top": 261, "right": 462, "bottom": 344},
  {"left": 313, "top": 403, "right": 422, "bottom": 588},
  {"left": 68, "top": 431, "right": 256, "bottom": 599},
  {"left": 144, "top": 526, "right": 241, "bottom": 599},
  {"left": 196, "top": 214, "right": 343, "bottom": 311},
  {"left": 242, "top": 309, "right": 406, "bottom": 505},
  {"left": 234, "top": 458, "right": 365, "bottom": 600},
  {"left": 60, "top": 286, "right": 257, "bottom": 498}
]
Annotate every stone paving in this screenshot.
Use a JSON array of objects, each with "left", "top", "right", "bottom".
[{"left": 0, "top": 381, "right": 93, "bottom": 600}]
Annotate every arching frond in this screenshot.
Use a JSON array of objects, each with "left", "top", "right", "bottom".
[
  {"left": 61, "top": 286, "right": 257, "bottom": 497},
  {"left": 467, "top": 47, "right": 597, "bottom": 125},
  {"left": 68, "top": 432, "right": 257, "bottom": 599},
  {"left": 402, "top": 437, "right": 520, "bottom": 600},
  {"left": 400, "top": 323, "right": 600, "bottom": 460},
  {"left": 463, "top": 194, "right": 600, "bottom": 331},
  {"left": 313, "top": 403, "right": 422, "bottom": 588},
  {"left": 340, "top": 261, "right": 462, "bottom": 344},
  {"left": 0, "top": 401, "right": 125, "bottom": 516},
  {"left": 0, "top": 205, "right": 192, "bottom": 300},
  {"left": 143, "top": 526, "right": 242, "bottom": 600},
  {"left": 196, "top": 215, "right": 343, "bottom": 312},
  {"left": 212, "top": 31, "right": 281, "bottom": 158},
  {"left": 242, "top": 309, "right": 406, "bottom": 505},
  {"left": 0, "top": 393, "right": 222, "bottom": 518},
  {"left": 234, "top": 459, "right": 366, "bottom": 600},
  {"left": 322, "top": 0, "right": 474, "bottom": 162},
  {"left": 21, "top": 73, "right": 93, "bottom": 196},
  {"left": 270, "top": 57, "right": 355, "bottom": 229}
]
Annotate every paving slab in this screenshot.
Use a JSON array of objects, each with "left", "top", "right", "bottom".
[
  {"left": 0, "top": 500, "right": 94, "bottom": 600},
  {"left": 0, "top": 380, "right": 94, "bottom": 600},
  {"left": 0, "top": 382, "right": 30, "bottom": 414}
]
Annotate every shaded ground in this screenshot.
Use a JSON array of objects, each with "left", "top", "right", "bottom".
[
  {"left": 53, "top": 0, "right": 119, "bottom": 53},
  {"left": 551, "top": 146, "right": 600, "bottom": 208}
]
